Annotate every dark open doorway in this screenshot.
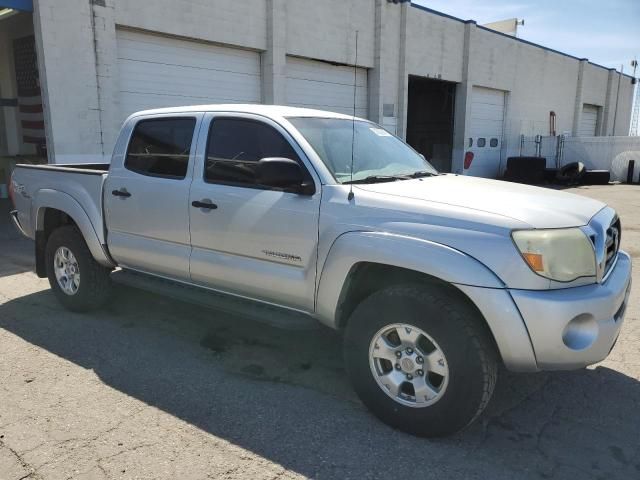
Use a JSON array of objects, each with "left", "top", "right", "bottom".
[{"left": 406, "top": 76, "right": 456, "bottom": 172}]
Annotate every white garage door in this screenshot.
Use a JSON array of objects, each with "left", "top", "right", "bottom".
[
  {"left": 286, "top": 57, "right": 368, "bottom": 118},
  {"left": 579, "top": 104, "right": 599, "bottom": 137},
  {"left": 116, "top": 30, "right": 261, "bottom": 120},
  {"left": 466, "top": 86, "right": 506, "bottom": 178}
]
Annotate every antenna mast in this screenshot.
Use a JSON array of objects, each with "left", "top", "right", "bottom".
[
  {"left": 348, "top": 31, "right": 359, "bottom": 201},
  {"left": 630, "top": 59, "right": 639, "bottom": 136}
]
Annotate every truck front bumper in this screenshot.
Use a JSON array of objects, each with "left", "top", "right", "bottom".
[{"left": 510, "top": 250, "right": 632, "bottom": 370}]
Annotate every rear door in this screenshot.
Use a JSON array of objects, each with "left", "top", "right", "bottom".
[
  {"left": 188, "top": 113, "right": 321, "bottom": 311},
  {"left": 104, "top": 113, "right": 202, "bottom": 280}
]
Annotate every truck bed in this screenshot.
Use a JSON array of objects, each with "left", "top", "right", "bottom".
[{"left": 10, "top": 163, "right": 109, "bottom": 242}]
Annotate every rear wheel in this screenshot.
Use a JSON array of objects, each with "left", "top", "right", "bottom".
[
  {"left": 45, "top": 226, "right": 112, "bottom": 312},
  {"left": 343, "top": 284, "right": 497, "bottom": 437}
]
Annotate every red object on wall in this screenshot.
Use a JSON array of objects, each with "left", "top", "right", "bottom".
[{"left": 464, "top": 151, "right": 474, "bottom": 169}]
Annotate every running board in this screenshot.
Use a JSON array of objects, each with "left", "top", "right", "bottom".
[{"left": 111, "top": 269, "right": 319, "bottom": 331}]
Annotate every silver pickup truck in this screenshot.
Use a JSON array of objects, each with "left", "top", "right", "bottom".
[{"left": 9, "top": 105, "right": 632, "bottom": 437}]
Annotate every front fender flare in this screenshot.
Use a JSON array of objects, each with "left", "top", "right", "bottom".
[
  {"left": 33, "top": 189, "right": 115, "bottom": 268},
  {"left": 315, "top": 231, "right": 504, "bottom": 328}
]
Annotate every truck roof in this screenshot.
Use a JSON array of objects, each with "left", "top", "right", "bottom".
[{"left": 128, "top": 104, "right": 362, "bottom": 122}]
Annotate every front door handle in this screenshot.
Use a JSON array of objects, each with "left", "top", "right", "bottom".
[
  {"left": 112, "top": 189, "right": 131, "bottom": 198},
  {"left": 192, "top": 200, "right": 218, "bottom": 210}
]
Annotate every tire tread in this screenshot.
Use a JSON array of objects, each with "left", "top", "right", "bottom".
[
  {"left": 344, "top": 283, "right": 498, "bottom": 436},
  {"left": 45, "top": 225, "right": 112, "bottom": 312}
]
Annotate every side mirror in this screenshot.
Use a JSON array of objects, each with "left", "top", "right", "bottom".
[{"left": 256, "top": 157, "right": 314, "bottom": 195}]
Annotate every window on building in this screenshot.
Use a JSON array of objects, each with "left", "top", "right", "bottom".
[
  {"left": 205, "top": 118, "right": 302, "bottom": 187},
  {"left": 468, "top": 138, "right": 473, "bottom": 147},
  {"left": 490, "top": 138, "right": 499, "bottom": 147},
  {"left": 477, "top": 138, "right": 486, "bottom": 147},
  {"left": 125, "top": 118, "right": 196, "bottom": 179}
]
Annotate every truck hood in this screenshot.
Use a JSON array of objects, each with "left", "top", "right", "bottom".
[{"left": 356, "top": 174, "right": 606, "bottom": 228}]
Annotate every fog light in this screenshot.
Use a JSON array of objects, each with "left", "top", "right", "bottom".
[{"left": 562, "top": 314, "right": 598, "bottom": 351}]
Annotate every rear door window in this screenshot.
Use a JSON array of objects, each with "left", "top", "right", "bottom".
[{"left": 125, "top": 117, "right": 196, "bottom": 179}]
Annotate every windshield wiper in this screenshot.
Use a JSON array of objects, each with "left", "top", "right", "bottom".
[
  {"left": 409, "top": 170, "right": 438, "bottom": 178},
  {"left": 343, "top": 175, "right": 408, "bottom": 185}
]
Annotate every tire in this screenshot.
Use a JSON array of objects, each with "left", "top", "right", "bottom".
[
  {"left": 343, "top": 284, "right": 497, "bottom": 437},
  {"left": 556, "top": 161, "right": 585, "bottom": 185},
  {"left": 45, "top": 225, "right": 112, "bottom": 312}
]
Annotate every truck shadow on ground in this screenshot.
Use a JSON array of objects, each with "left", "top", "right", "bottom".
[
  {"left": 0, "top": 201, "right": 35, "bottom": 279},
  {"left": 1, "top": 285, "right": 639, "bottom": 479}
]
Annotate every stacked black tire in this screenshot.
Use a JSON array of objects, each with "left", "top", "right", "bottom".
[
  {"left": 503, "top": 157, "right": 610, "bottom": 186},
  {"left": 503, "top": 156, "right": 546, "bottom": 184}
]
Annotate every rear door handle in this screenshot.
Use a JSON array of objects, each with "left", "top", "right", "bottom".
[
  {"left": 112, "top": 189, "right": 131, "bottom": 198},
  {"left": 192, "top": 200, "right": 217, "bottom": 210}
]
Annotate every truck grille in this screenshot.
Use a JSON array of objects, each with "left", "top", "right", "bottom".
[{"left": 604, "top": 217, "right": 621, "bottom": 275}]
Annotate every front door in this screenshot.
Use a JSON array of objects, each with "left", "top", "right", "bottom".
[
  {"left": 104, "top": 114, "right": 201, "bottom": 280},
  {"left": 188, "top": 113, "right": 321, "bottom": 311}
]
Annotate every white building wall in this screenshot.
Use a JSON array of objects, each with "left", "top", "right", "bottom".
[
  {"left": 582, "top": 63, "right": 609, "bottom": 107},
  {"left": 34, "top": 0, "right": 105, "bottom": 163},
  {"left": 30, "top": 0, "right": 635, "bottom": 167},
  {"left": 285, "top": 0, "right": 375, "bottom": 68},
  {"left": 378, "top": 2, "right": 402, "bottom": 111},
  {"left": 406, "top": 12, "right": 464, "bottom": 83},
  {"left": 470, "top": 27, "right": 581, "bottom": 163},
  {"left": 609, "top": 74, "right": 634, "bottom": 136},
  {"left": 115, "top": 0, "right": 268, "bottom": 51}
]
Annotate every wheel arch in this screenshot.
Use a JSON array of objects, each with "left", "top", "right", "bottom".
[
  {"left": 333, "top": 262, "right": 480, "bottom": 327},
  {"left": 315, "top": 231, "right": 537, "bottom": 371},
  {"left": 34, "top": 190, "right": 115, "bottom": 277},
  {"left": 316, "top": 231, "right": 504, "bottom": 326}
]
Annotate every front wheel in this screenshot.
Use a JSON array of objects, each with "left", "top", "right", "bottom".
[
  {"left": 45, "top": 225, "right": 112, "bottom": 312},
  {"left": 343, "top": 284, "right": 498, "bottom": 437}
]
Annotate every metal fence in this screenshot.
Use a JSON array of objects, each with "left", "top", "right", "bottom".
[{"left": 518, "top": 135, "right": 640, "bottom": 182}]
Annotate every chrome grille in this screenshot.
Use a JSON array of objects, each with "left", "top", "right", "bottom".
[
  {"left": 604, "top": 217, "right": 621, "bottom": 275},
  {"left": 586, "top": 207, "right": 620, "bottom": 282}
]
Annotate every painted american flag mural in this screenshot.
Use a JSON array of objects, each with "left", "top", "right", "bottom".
[{"left": 13, "top": 34, "right": 46, "bottom": 155}]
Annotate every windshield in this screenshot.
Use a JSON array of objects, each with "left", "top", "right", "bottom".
[{"left": 287, "top": 117, "right": 438, "bottom": 184}]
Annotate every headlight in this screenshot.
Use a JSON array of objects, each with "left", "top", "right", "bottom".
[{"left": 512, "top": 228, "right": 596, "bottom": 282}]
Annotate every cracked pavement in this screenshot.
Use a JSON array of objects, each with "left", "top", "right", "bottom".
[{"left": 0, "top": 185, "right": 639, "bottom": 479}]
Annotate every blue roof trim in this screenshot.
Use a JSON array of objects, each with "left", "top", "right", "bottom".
[
  {"left": 410, "top": 2, "right": 631, "bottom": 79},
  {"left": 475, "top": 24, "right": 584, "bottom": 61},
  {"left": 0, "top": 0, "right": 33, "bottom": 12},
  {"left": 410, "top": 2, "right": 466, "bottom": 24},
  {"left": 587, "top": 61, "right": 634, "bottom": 79}
]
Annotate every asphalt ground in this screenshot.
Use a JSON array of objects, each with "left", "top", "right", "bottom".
[{"left": 0, "top": 184, "right": 639, "bottom": 479}]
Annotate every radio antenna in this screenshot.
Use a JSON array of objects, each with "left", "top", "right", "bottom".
[{"left": 348, "top": 30, "right": 359, "bottom": 201}]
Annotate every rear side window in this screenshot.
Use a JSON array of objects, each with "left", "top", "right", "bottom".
[
  {"left": 125, "top": 117, "right": 196, "bottom": 179},
  {"left": 205, "top": 118, "right": 301, "bottom": 187}
]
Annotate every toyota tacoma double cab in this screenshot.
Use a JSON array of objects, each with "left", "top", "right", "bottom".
[{"left": 9, "top": 105, "right": 632, "bottom": 437}]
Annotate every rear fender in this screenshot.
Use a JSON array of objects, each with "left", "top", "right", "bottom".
[{"left": 33, "top": 189, "right": 115, "bottom": 268}]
